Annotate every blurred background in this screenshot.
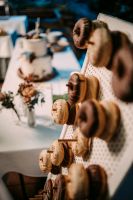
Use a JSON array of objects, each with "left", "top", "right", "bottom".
[
  {"left": 0, "top": 1, "right": 133, "bottom": 200},
  {"left": 0, "top": 0, "right": 133, "bottom": 68}
]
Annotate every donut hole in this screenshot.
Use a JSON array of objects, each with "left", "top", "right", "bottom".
[{"left": 116, "top": 61, "right": 125, "bottom": 79}]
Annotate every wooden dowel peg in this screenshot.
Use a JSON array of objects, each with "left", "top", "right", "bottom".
[{"left": 58, "top": 139, "right": 77, "bottom": 142}]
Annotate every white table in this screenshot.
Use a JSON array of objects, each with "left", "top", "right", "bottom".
[
  {"left": 0, "top": 16, "right": 28, "bottom": 35},
  {"left": 0, "top": 16, "right": 28, "bottom": 80},
  {"left": 0, "top": 38, "right": 80, "bottom": 200}
]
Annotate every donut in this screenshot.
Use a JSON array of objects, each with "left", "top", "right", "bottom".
[
  {"left": 61, "top": 142, "right": 74, "bottom": 167},
  {"left": 112, "top": 43, "right": 133, "bottom": 102},
  {"left": 67, "top": 103, "right": 79, "bottom": 125},
  {"left": 77, "top": 99, "right": 121, "bottom": 142},
  {"left": 86, "top": 165, "right": 108, "bottom": 200},
  {"left": 66, "top": 163, "right": 89, "bottom": 200},
  {"left": 67, "top": 72, "right": 99, "bottom": 105},
  {"left": 71, "top": 128, "right": 92, "bottom": 158},
  {"left": 107, "top": 31, "right": 131, "bottom": 69},
  {"left": 51, "top": 99, "right": 69, "bottom": 124},
  {"left": 39, "top": 149, "right": 61, "bottom": 175},
  {"left": 53, "top": 174, "right": 67, "bottom": 200},
  {"left": 73, "top": 18, "right": 108, "bottom": 49},
  {"left": 42, "top": 179, "right": 53, "bottom": 200},
  {"left": 39, "top": 150, "right": 52, "bottom": 173},
  {"left": 87, "top": 27, "right": 113, "bottom": 67},
  {"left": 50, "top": 140, "right": 64, "bottom": 166},
  {"left": 73, "top": 18, "right": 93, "bottom": 49},
  {"left": 100, "top": 100, "right": 121, "bottom": 142},
  {"left": 85, "top": 75, "right": 100, "bottom": 100},
  {"left": 51, "top": 99, "right": 79, "bottom": 125},
  {"left": 77, "top": 99, "right": 106, "bottom": 139},
  {"left": 92, "top": 20, "right": 108, "bottom": 29}
]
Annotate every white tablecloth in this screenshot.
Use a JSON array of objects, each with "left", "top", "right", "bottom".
[
  {"left": 0, "top": 16, "right": 28, "bottom": 35},
  {"left": 0, "top": 35, "right": 13, "bottom": 58},
  {"left": 0, "top": 37, "right": 80, "bottom": 199}
]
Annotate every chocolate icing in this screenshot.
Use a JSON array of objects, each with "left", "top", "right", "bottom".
[
  {"left": 86, "top": 165, "right": 107, "bottom": 200},
  {"left": 66, "top": 102, "right": 77, "bottom": 125},
  {"left": 67, "top": 73, "right": 81, "bottom": 105},
  {"left": 112, "top": 43, "right": 133, "bottom": 102},
  {"left": 78, "top": 100, "right": 99, "bottom": 138},
  {"left": 61, "top": 142, "right": 70, "bottom": 167},
  {"left": 61, "top": 142, "right": 73, "bottom": 167},
  {"left": 107, "top": 31, "right": 131, "bottom": 70},
  {"left": 53, "top": 175, "right": 67, "bottom": 200},
  {"left": 73, "top": 18, "right": 93, "bottom": 49}
]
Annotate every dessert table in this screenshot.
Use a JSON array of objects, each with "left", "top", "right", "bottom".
[{"left": 0, "top": 38, "right": 80, "bottom": 200}]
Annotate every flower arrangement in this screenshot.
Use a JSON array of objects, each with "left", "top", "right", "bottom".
[
  {"left": 17, "top": 82, "right": 45, "bottom": 111},
  {"left": 0, "top": 91, "right": 20, "bottom": 119}
]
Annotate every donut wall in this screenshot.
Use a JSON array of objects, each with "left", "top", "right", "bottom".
[
  {"left": 43, "top": 14, "right": 133, "bottom": 200},
  {"left": 56, "top": 14, "right": 133, "bottom": 199}
]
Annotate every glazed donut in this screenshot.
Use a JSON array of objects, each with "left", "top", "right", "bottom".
[
  {"left": 61, "top": 142, "right": 74, "bottom": 167},
  {"left": 73, "top": 18, "right": 93, "bottom": 49},
  {"left": 50, "top": 140, "right": 65, "bottom": 166},
  {"left": 87, "top": 27, "right": 112, "bottom": 67},
  {"left": 112, "top": 43, "right": 133, "bottom": 102},
  {"left": 39, "top": 150, "right": 52, "bottom": 173},
  {"left": 107, "top": 31, "right": 131, "bottom": 69},
  {"left": 100, "top": 100, "right": 121, "bottom": 142},
  {"left": 67, "top": 72, "right": 99, "bottom": 105},
  {"left": 39, "top": 149, "right": 61, "bottom": 175},
  {"left": 66, "top": 163, "right": 89, "bottom": 200},
  {"left": 77, "top": 99, "right": 121, "bottom": 142},
  {"left": 77, "top": 99, "right": 106, "bottom": 139},
  {"left": 71, "top": 128, "right": 92, "bottom": 158},
  {"left": 51, "top": 99, "right": 79, "bottom": 125},
  {"left": 51, "top": 99, "right": 69, "bottom": 124},
  {"left": 53, "top": 174, "right": 67, "bottom": 200},
  {"left": 86, "top": 164, "right": 108, "bottom": 200}
]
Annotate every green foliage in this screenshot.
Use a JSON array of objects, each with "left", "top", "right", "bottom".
[{"left": 53, "top": 93, "right": 68, "bottom": 102}]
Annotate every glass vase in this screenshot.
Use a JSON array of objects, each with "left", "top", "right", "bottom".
[{"left": 26, "top": 108, "right": 35, "bottom": 127}]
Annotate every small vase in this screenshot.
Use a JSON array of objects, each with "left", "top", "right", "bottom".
[{"left": 27, "top": 108, "right": 35, "bottom": 127}]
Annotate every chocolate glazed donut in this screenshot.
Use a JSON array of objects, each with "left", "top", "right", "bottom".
[
  {"left": 107, "top": 31, "right": 131, "bottom": 70},
  {"left": 86, "top": 165, "right": 108, "bottom": 200},
  {"left": 53, "top": 174, "right": 67, "bottom": 200},
  {"left": 112, "top": 43, "right": 133, "bottom": 102},
  {"left": 77, "top": 99, "right": 99, "bottom": 138},
  {"left": 66, "top": 73, "right": 81, "bottom": 105},
  {"left": 66, "top": 101, "right": 78, "bottom": 125},
  {"left": 73, "top": 18, "right": 93, "bottom": 49}
]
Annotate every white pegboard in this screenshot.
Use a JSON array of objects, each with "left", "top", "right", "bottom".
[
  {"left": 48, "top": 14, "right": 133, "bottom": 199},
  {"left": 60, "top": 63, "right": 133, "bottom": 196}
]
